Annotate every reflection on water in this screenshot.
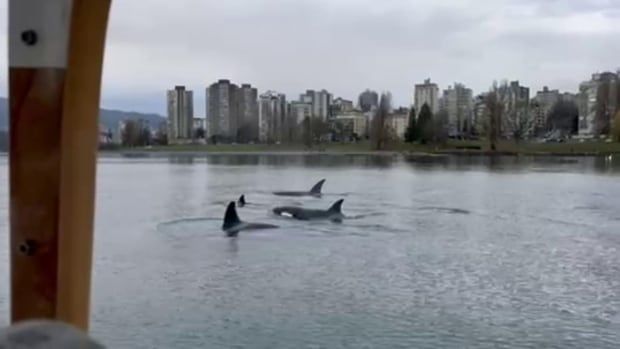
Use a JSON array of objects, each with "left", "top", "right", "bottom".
[
  {"left": 400, "top": 154, "right": 620, "bottom": 174},
  {"left": 0, "top": 154, "right": 619, "bottom": 348},
  {"left": 189, "top": 153, "right": 398, "bottom": 168},
  {"left": 151, "top": 152, "right": 620, "bottom": 173}
]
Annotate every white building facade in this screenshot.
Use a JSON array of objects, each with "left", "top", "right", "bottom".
[
  {"left": 414, "top": 78, "right": 439, "bottom": 117},
  {"left": 167, "top": 85, "right": 194, "bottom": 143}
]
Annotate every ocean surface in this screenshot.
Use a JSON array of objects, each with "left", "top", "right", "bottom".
[{"left": 1, "top": 154, "right": 620, "bottom": 348}]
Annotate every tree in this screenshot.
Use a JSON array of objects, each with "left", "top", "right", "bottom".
[
  {"left": 138, "top": 126, "right": 152, "bottom": 146},
  {"left": 595, "top": 79, "right": 613, "bottom": 135},
  {"left": 417, "top": 103, "right": 433, "bottom": 144},
  {"left": 194, "top": 127, "right": 206, "bottom": 139},
  {"left": 283, "top": 115, "right": 300, "bottom": 143},
  {"left": 235, "top": 124, "right": 253, "bottom": 143},
  {"left": 302, "top": 117, "right": 312, "bottom": 147},
  {"left": 404, "top": 107, "right": 417, "bottom": 142},
  {"left": 153, "top": 128, "right": 168, "bottom": 145},
  {"left": 302, "top": 116, "right": 329, "bottom": 148},
  {"left": 371, "top": 92, "right": 391, "bottom": 150},
  {"left": 613, "top": 110, "right": 620, "bottom": 142},
  {"left": 547, "top": 99, "right": 579, "bottom": 135},
  {"left": 432, "top": 109, "right": 449, "bottom": 144},
  {"left": 329, "top": 119, "right": 346, "bottom": 142},
  {"left": 121, "top": 120, "right": 141, "bottom": 147},
  {"left": 462, "top": 118, "right": 471, "bottom": 138},
  {"left": 484, "top": 89, "right": 502, "bottom": 151},
  {"left": 504, "top": 100, "right": 534, "bottom": 143},
  {"left": 311, "top": 118, "right": 329, "bottom": 143}
]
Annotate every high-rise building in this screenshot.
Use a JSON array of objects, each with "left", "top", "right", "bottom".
[
  {"left": 289, "top": 101, "right": 313, "bottom": 124},
  {"left": 441, "top": 83, "right": 473, "bottom": 136},
  {"left": 258, "top": 91, "right": 287, "bottom": 142},
  {"left": 167, "top": 85, "right": 194, "bottom": 143},
  {"left": 577, "top": 72, "right": 619, "bottom": 136},
  {"left": 237, "top": 84, "right": 259, "bottom": 142},
  {"left": 414, "top": 79, "right": 440, "bottom": 117},
  {"left": 207, "top": 79, "right": 239, "bottom": 141},
  {"left": 358, "top": 89, "right": 379, "bottom": 112},
  {"left": 532, "top": 86, "right": 560, "bottom": 132},
  {"left": 299, "top": 89, "right": 333, "bottom": 120}
]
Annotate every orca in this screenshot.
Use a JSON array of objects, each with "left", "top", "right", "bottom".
[
  {"left": 238, "top": 194, "right": 246, "bottom": 207},
  {"left": 222, "top": 201, "right": 278, "bottom": 237},
  {"left": 273, "top": 199, "right": 345, "bottom": 222},
  {"left": 273, "top": 179, "right": 325, "bottom": 197}
]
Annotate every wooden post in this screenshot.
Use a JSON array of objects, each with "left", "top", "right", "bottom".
[{"left": 9, "top": 0, "right": 111, "bottom": 330}]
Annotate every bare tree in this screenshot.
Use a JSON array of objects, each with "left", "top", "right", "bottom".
[
  {"left": 483, "top": 81, "right": 533, "bottom": 148},
  {"left": 302, "top": 116, "right": 329, "bottom": 148},
  {"left": 503, "top": 100, "right": 534, "bottom": 143},
  {"left": 484, "top": 86, "right": 503, "bottom": 151},
  {"left": 371, "top": 92, "right": 392, "bottom": 150}
]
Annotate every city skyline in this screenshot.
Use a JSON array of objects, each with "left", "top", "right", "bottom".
[
  {"left": 164, "top": 70, "right": 616, "bottom": 142},
  {"left": 0, "top": 0, "right": 618, "bottom": 114}
]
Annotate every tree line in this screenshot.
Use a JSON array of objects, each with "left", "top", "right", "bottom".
[{"left": 402, "top": 103, "right": 448, "bottom": 145}]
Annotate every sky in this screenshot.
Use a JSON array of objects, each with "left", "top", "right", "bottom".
[{"left": 1, "top": 0, "right": 619, "bottom": 115}]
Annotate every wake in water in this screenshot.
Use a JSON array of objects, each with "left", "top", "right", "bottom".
[
  {"left": 157, "top": 217, "right": 219, "bottom": 227},
  {"left": 418, "top": 206, "right": 471, "bottom": 215},
  {"left": 345, "top": 212, "right": 386, "bottom": 220},
  {"left": 321, "top": 192, "right": 352, "bottom": 197}
]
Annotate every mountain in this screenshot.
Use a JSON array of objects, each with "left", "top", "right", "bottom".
[
  {"left": 98, "top": 108, "right": 165, "bottom": 131},
  {"left": 0, "top": 97, "right": 165, "bottom": 131}
]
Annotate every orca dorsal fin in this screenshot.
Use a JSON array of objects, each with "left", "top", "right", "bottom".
[
  {"left": 310, "top": 179, "right": 326, "bottom": 194},
  {"left": 223, "top": 201, "right": 241, "bottom": 230},
  {"left": 238, "top": 194, "right": 246, "bottom": 207},
  {"left": 328, "top": 199, "right": 344, "bottom": 213}
]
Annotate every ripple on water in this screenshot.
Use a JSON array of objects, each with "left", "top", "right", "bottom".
[{"left": 75, "top": 156, "right": 620, "bottom": 348}]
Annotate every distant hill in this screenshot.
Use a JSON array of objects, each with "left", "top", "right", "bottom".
[{"left": 0, "top": 97, "right": 165, "bottom": 131}]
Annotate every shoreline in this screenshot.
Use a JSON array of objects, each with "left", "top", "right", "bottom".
[
  {"left": 4, "top": 140, "right": 620, "bottom": 158},
  {"left": 1, "top": 150, "right": 617, "bottom": 158},
  {"left": 96, "top": 149, "right": 620, "bottom": 158}
]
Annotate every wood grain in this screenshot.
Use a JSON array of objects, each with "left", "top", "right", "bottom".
[
  {"left": 56, "top": 0, "right": 111, "bottom": 330},
  {"left": 9, "top": 0, "right": 111, "bottom": 331},
  {"left": 10, "top": 68, "right": 66, "bottom": 321}
]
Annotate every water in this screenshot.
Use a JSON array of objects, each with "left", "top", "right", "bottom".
[{"left": 1, "top": 154, "right": 620, "bottom": 348}]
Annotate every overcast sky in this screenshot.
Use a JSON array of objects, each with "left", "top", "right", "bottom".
[{"left": 1, "top": 0, "right": 619, "bottom": 115}]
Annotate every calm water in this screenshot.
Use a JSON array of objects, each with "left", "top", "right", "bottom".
[{"left": 1, "top": 154, "right": 620, "bottom": 348}]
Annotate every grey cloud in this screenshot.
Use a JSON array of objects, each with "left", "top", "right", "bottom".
[
  {"left": 0, "top": 0, "right": 618, "bottom": 113},
  {"left": 528, "top": 0, "right": 620, "bottom": 16}
]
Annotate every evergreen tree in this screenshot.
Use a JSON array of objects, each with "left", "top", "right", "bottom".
[
  {"left": 417, "top": 103, "right": 433, "bottom": 144},
  {"left": 404, "top": 107, "right": 417, "bottom": 142}
]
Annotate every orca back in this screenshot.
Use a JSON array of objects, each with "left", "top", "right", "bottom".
[
  {"left": 238, "top": 194, "right": 246, "bottom": 207},
  {"left": 310, "top": 179, "right": 326, "bottom": 195},
  {"left": 328, "top": 199, "right": 344, "bottom": 213},
  {"left": 223, "top": 201, "right": 241, "bottom": 230}
]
